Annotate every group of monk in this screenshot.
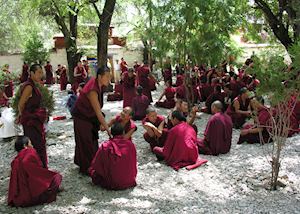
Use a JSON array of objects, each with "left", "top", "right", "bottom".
[{"left": 4, "top": 56, "right": 300, "bottom": 208}]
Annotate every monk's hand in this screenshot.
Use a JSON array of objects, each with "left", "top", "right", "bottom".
[
  {"left": 15, "top": 115, "right": 21, "bottom": 124},
  {"left": 100, "top": 125, "right": 106, "bottom": 131},
  {"left": 192, "top": 106, "right": 199, "bottom": 113}
]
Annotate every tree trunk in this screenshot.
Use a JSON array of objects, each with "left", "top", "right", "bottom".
[{"left": 97, "top": 0, "right": 116, "bottom": 68}]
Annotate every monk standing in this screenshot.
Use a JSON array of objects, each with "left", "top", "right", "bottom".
[
  {"left": 3, "top": 64, "right": 13, "bottom": 98},
  {"left": 58, "top": 65, "right": 68, "bottom": 91},
  {"left": 72, "top": 66, "right": 111, "bottom": 174},
  {"left": 197, "top": 101, "right": 233, "bottom": 155},
  {"left": 18, "top": 64, "right": 48, "bottom": 168},
  {"left": 73, "top": 61, "right": 87, "bottom": 92},
  {"left": 153, "top": 111, "right": 207, "bottom": 171},
  {"left": 122, "top": 68, "right": 136, "bottom": 108},
  {"left": 8, "top": 136, "right": 62, "bottom": 207},
  {"left": 137, "top": 61, "right": 153, "bottom": 102},
  {"left": 20, "top": 62, "right": 29, "bottom": 83},
  {"left": 89, "top": 123, "right": 137, "bottom": 190},
  {"left": 44, "top": 61, "right": 53, "bottom": 85}
]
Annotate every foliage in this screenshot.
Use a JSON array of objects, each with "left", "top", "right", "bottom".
[
  {"left": 22, "top": 32, "right": 49, "bottom": 65},
  {"left": 12, "top": 82, "right": 55, "bottom": 117}
]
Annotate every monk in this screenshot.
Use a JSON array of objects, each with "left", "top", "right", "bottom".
[
  {"left": 18, "top": 64, "right": 48, "bottom": 168},
  {"left": 83, "top": 60, "right": 90, "bottom": 79},
  {"left": 89, "top": 122, "right": 137, "bottom": 190},
  {"left": 0, "top": 89, "right": 9, "bottom": 107},
  {"left": 44, "top": 61, "right": 53, "bottom": 85},
  {"left": 142, "top": 107, "right": 167, "bottom": 150},
  {"left": 237, "top": 97, "right": 272, "bottom": 144},
  {"left": 58, "top": 65, "right": 68, "bottom": 91},
  {"left": 8, "top": 136, "right": 62, "bottom": 207},
  {"left": 163, "top": 68, "right": 172, "bottom": 85},
  {"left": 107, "top": 107, "right": 137, "bottom": 140},
  {"left": 226, "top": 87, "right": 252, "bottom": 128},
  {"left": 107, "top": 82, "right": 123, "bottom": 101},
  {"left": 137, "top": 61, "right": 152, "bottom": 102},
  {"left": 73, "top": 61, "right": 87, "bottom": 92},
  {"left": 198, "top": 76, "right": 213, "bottom": 102},
  {"left": 132, "top": 86, "right": 150, "bottom": 120},
  {"left": 156, "top": 80, "right": 176, "bottom": 109},
  {"left": 175, "top": 72, "right": 184, "bottom": 86},
  {"left": 20, "top": 62, "right": 29, "bottom": 83},
  {"left": 202, "top": 85, "right": 225, "bottom": 114},
  {"left": 197, "top": 101, "right": 233, "bottom": 155},
  {"left": 72, "top": 66, "right": 111, "bottom": 174},
  {"left": 123, "top": 68, "right": 136, "bottom": 108},
  {"left": 153, "top": 111, "right": 207, "bottom": 171},
  {"left": 120, "top": 57, "right": 128, "bottom": 73},
  {"left": 3, "top": 64, "right": 13, "bottom": 98}
]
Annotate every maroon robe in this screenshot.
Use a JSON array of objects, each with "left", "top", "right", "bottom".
[
  {"left": 72, "top": 77, "right": 103, "bottom": 174},
  {"left": 163, "top": 69, "right": 172, "bottom": 85},
  {"left": 20, "top": 64, "right": 29, "bottom": 83},
  {"left": 107, "top": 83, "right": 123, "bottom": 101},
  {"left": 176, "top": 84, "right": 186, "bottom": 100},
  {"left": 156, "top": 87, "right": 176, "bottom": 109},
  {"left": 132, "top": 95, "right": 150, "bottom": 120},
  {"left": 142, "top": 115, "right": 168, "bottom": 149},
  {"left": 153, "top": 122, "right": 207, "bottom": 171},
  {"left": 59, "top": 67, "right": 68, "bottom": 91},
  {"left": 115, "top": 115, "right": 137, "bottom": 139},
  {"left": 123, "top": 72, "right": 136, "bottom": 108},
  {"left": 72, "top": 66, "right": 86, "bottom": 92},
  {"left": 229, "top": 79, "right": 241, "bottom": 99},
  {"left": 237, "top": 107, "right": 272, "bottom": 144},
  {"left": 8, "top": 148, "right": 62, "bottom": 207},
  {"left": 176, "top": 74, "right": 184, "bottom": 86},
  {"left": 89, "top": 136, "right": 137, "bottom": 190},
  {"left": 197, "top": 112, "right": 233, "bottom": 155},
  {"left": 21, "top": 79, "right": 48, "bottom": 168},
  {"left": 0, "top": 91, "right": 9, "bottom": 107},
  {"left": 226, "top": 96, "right": 250, "bottom": 128},
  {"left": 203, "top": 92, "right": 226, "bottom": 114},
  {"left": 198, "top": 83, "right": 214, "bottom": 102},
  {"left": 137, "top": 65, "right": 152, "bottom": 102},
  {"left": 120, "top": 61, "right": 128, "bottom": 73},
  {"left": 44, "top": 64, "right": 53, "bottom": 84}
]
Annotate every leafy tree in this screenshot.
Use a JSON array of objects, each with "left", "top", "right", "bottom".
[{"left": 22, "top": 32, "right": 49, "bottom": 65}]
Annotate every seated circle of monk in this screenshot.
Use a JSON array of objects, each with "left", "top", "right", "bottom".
[
  {"left": 226, "top": 87, "right": 252, "bottom": 129},
  {"left": 142, "top": 107, "right": 168, "bottom": 150},
  {"left": 107, "top": 107, "right": 137, "bottom": 140},
  {"left": 8, "top": 136, "right": 62, "bottom": 207},
  {"left": 132, "top": 85, "right": 150, "bottom": 120},
  {"left": 153, "top": 110, "right": 208, "bottom": 171},
  {"left": 89, "top": 122, "right": 137, "bottom": 190},
  {"left": 197, "top": 101, "right": 233, "bottom": 155}
]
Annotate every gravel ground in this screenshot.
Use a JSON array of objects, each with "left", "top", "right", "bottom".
[{"left": 0, "top": 83, "right": 299, "bottom": 214}]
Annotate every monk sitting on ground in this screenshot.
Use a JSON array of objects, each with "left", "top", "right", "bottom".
[
  {"left": 132, "top": 86, "right": 150, "bottom": 120},
  {"left": 153, "top": 111, "right": 207, "bottom": 171},
  {"left": 8, "top": 136, "right": 62, "bottom": 207},
  {"left": 89, "top": 122, "right": 137, "bottom": 190},
  {"left": 226, "top": 87, "right": 252, "bottom": 128},
  {"left": 237, "top": 97, "right": 272, "bottom": 144},
  {"left": 107, "top": 107, "right": 137, "bottom": 140},
  {"left": 197, "top": 101, "right": 233, "bottom": 155},
  {"left": 202, "top": 85, "right": 225, "bottom": 114},
  {"left": 155, "top": 80, "right": 176, "bottom": 109},
  {"left": 142, "top": 107, "right": 168, "bottom": 150},
  {"left": 107, "top": 82, "right": 123, "bottom": 101}
]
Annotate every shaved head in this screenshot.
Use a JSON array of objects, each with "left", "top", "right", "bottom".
[{"left": 211, "top": 100, "right": 223, "bottom": 114}]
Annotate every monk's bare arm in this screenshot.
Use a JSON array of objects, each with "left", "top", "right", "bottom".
[
  {"left": 18, "top": 85, "right": 32, "bottom": 116},
  {"left": 124, "top": 128, "right": 136, "bottom": 140},
  {"left": 188, "top": 106, "right": 198, "bottom": 125},
  {"left": 73, "top": 68, "right": 80, "bottom": 77},
  {"left": 241, "top": 127, "right": 263, "bottom": 135},
  {"left": 87, "top": 91, "right": 109, "bottom": 131},
  {"left": 233, "top": 100, "right": 250, "bottom": 115}
]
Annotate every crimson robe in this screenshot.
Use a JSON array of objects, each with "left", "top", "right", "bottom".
[
  {"left": 72, "top": 66, "right": 86, "bottom": 92},
  {"left": 72, "top": 77, "right": 103, "bottom": 174},
  {"left": 132, "top": 95, "right": 150, "bottom": 120},
  {"left": 21, "top": 79, "right": 48, "bottom": 168},
  {"left": 44, "top": 64, "right": 53, "bottom": 84},
  {"left": 107, "top": 83, "right": 123, "bottom": 101},
  {"left": 8, "top": 148, "right": 62, "bottom": 207},
  {"left": 237, "top": 107, "right": 272, "bottom": 144},
  {"left": 203, "top": 91, "right": 226, "bottom": 114},
  {"left": 197, "top": 112, "right": 233, "bottom": 155},
  {"left": 153, "top": 122, "right": 207, "bottom": 171},
  {"left": 89, "top": 136, "right": 137, "bottom": 190},
  {"left": 175, "top": 74, "right": 184, "bottom": 86},
  {"left": 198, "top": 83, "right": 213, "bottom": 102},
  {"left": 59, "top": 67, "right": 68, "bottom": 91},
  {"left": 123, "top": 72, "right": 136, "bottom": 108},
  {"left": 142, "top": 115, "right": 168, "bottom": 149},
  {"left": 137, "top": 65, "right": 152, "bottom": 102},
  {"left": 176, "top": 85, "right": 186, "bottom": 100},
  {"left": 115, "top": 115, "right": 137, "bottom": 139},
  {"left": 120, "top": 61, "right": 128, "bottom": 73},
  {"left": 226, "top": 96, "right": 250, "bottom": 128},
  {"left": 0, "top": 91, "right": 9, "bottom": 107},
  {"left": 163, "top": 69, "right": 172, "bottom": 85},
  {"left": 20, "top": 64, "right": 29, "bottom": 83},
  {"left": 156, "top": 87, "right": 176, "bottom": 109}
]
